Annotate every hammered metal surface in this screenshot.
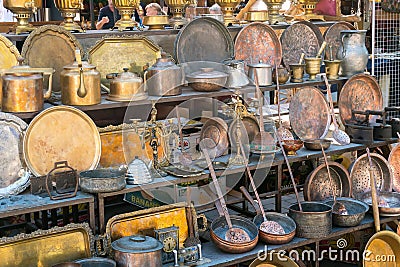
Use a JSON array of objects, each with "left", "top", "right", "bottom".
[
  {"left": 389, "top": 145, "right": 400, "bottom": 193},
  {"left": 21, "top": 25, "right": 83, "bottom": 93},
  {"left": 200, "top": 117, "right": 229, "bottom": 158},
  {"left": 350, "top": 152, "right": 393, "bottom": 198},
  {"left": 323, "top": 22, "right": 355, "bottom": 60},
  {"left": 0, "top": 35, "right": 20, "bottom": 69},
  {"left": 280, "top": 21, "right": 324, "bottom": 69},
  {"left": 289, "top": 87, "right": 331, "bottom": 140},
  {"left": 174, "top": 17, "right": 234, "bottom": 64},
  {"left": 338, "top": 74, "right": 383, "bottom": 125},
  {"left": 23, "top": 106, "right": 101, "bottom": 176},
  {"left": 234, "top": 22, "right": 282, "bottom": 69}
]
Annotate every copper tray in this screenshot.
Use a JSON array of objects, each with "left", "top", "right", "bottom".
[
  {"left": 350, "top": 152, "right": 393, "bottom": 199},
  {"left": 323, "top": 22, "right": 355, "bottom": 60},
  {"left": 234, "top": 22, "right": 282, "bottom": 69},
  {"left": 304, "top": 162, "right": 351, "bottom": 201},
  {"left": 23, "top": 106, "right": 101, "bottom": 176},
  {"left": 388, "top": 144, "right": 400, "bottom": 192},
  {"left": 21, "top": 25, "right": 83, "bottom": 93},
  {"left": 174, "top": 17, "right": 234, "bottom": 64},
  {"left": 0, "top": 35, "right": 20, "bottom": 69},
  {"left": 0, "top": 112, "right": 29, "bottom": 199},
  {"left": 0, "top": 223, "right": 93, "bottom": 267},
  {"left": 89, "top": 35, "right": 161, "bottom": 82},
  {"left": 289, "top": 87, "right": 331, "bottom": 140},
  {"left": 338, "top": 74, "right": 383, "bottom": 125},
  {"left": 280, "top": 21, "right": 324, "bottom": 68},
  {"left": 200, "top": 117, "right": 229, "bottom": 158}
]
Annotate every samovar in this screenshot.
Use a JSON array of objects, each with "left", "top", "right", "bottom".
[
  {"left": 3, "top": 0, "right": 42, "bottom": 34},
  {"left": 113, "top": 0, "right": 140, "bottom": 31},
  {"left": 54, "top": 0, "right": 84, "bottom": 32},
  {"left": 215, "top": 0, "right": 240, "bottom": 25},
  {"left": 264, "top": 0, "right": 286, "bottom": 24},
  {"left": 295, "top": 0, "right": 325, "bottom": 21},
  {"left": 164, "top": 0, "right": 189, "bottom": 28}
]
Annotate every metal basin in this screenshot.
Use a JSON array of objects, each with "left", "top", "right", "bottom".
[
  {"left": 324, "top": 197, "right": 369, "bottom": 227},
  {"left": 75, "top": 257, "right": 116, "bottom": 267},
  {"left": 79, "top": 169, "right": 126, "bottom": 193}
]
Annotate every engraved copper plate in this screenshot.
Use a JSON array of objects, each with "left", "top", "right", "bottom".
[
  {"left": 0, "top": 35, "right": 20, "bottom": 69},
  {"left": 289, "top": 87, "right": 331, "bottom": 140},
  {"left": 234, "top": 22, "right": 282, "bottom": 69},
  {"left": 323, "top": 22, "right": 355, "bottom": 60},
  {"left": 280, "top": 21, "right": 324, "bottom": 69},
  {"left": 23, "top": 106, "right": 101, "bottom": 176},
  {"left": 200, "top": 117, "right": 229, "bottom": 158},
  {"left": 338, "top": 74, "right": 383, "bottom": 125},
  {"left": 21, "top": 25, "right": 83, "bottom": 93},
  {"left": 89, "top": 35, "right": 161, "bottom": 82},
  {"left": 174, "top": 17, "right": 234, "bottom": 64},
  {"left": 389, "top": 145, "right": 400, "bottom": 193},
  {"left": 0, "top": 112, "right": 29, "bottom": 199}
]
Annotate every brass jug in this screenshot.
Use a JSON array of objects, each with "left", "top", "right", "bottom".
[
  {"left": 1, "top": 59, "right": 53, "bottom": 113},
  {"left": 61, "top": 51, "right": 101, "bottom": 106}
]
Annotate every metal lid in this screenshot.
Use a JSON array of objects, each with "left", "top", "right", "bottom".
[
  {"left": 111, "top": 68, "right": 142, "bottom": 83},
  {"left": 186, "top": 67, "right": 228, "bottom": 79},
  {"left": 249, "top": 0, "right": 268, "bottom": 11},
  {"left": 63, "top": 61, "right": 97, "bottom": 71},
  {"left": 247, "top": 62, "right": 272, "bottom": 68},
  {"left": 150, "top": 52, "right": 178, "bottom": 69},
  {"left": 111, "top": 235, "right": 163, "bottom": 253}
]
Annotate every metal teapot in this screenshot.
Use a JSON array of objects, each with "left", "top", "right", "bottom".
[
  {"left": 1, "top": 57, "right": 54, "bottom": 113},
  {"left": 60, "top": 50, "right": 101, "bottom": 106},
  {"left": 145, "top": 52, "right": 183, "bottom": 96},
  {"left": 223, "top": 59, "right": 249, "bottom": 88},
  {"left": 106, "top": 68, "right": 146, "bottom": 102}
]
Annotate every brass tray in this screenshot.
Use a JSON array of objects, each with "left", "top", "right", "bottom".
[
  {"left": 338, "top": 74, "right": 383, "bottom": 125},
  {"left": 0, "top": 223, "right": 93, "bottom": 267},
  {"left": 174, "top": 17, "right": 234, "bottom": 64},
  {"left": 280, "top": 21, "right": 324, "bottom": 68},
  {"left": 200, "top": 117, "right": 229, "bottom": 158},
  {"left": 89, "top": 35, "right": 161, "bottom": 82},
  {"left": 0, "top": 34, "right": 20, "bottom": 69},
  {"left": 105, "top": 202, "right": 200, "bottom": 252},
  {"left": 389, "top": 144, "right": 400, "bottom": 192},
  {"left": 0, "top": 112, "right": 29, "bottom": 199},
  {"left": 323, "top": 22, "right": 356, "bottom": 60},
  {"left": 23, "top": 106, "right": 101, "bottom": 176},
  {"left": 234, "top": 22, "right": 282, "bottom": 70},
  {"left": 21, "top": 25, "right": 83, "bottom": 93},
  {"left": 289, "top": 87, "right": 331, "bottom": 140},
  {"left": 98, "top": 123, "right": 169, "bottom": 168},
  {"left": 161, "top": 165, "right": 205, "bottom": 177},
  {"left": 350, "top": 152, "right": 393, "bottom": 199}
]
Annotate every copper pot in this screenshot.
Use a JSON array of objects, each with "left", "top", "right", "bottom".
[
  {"left": 1, "top": 59, "right": 53, "bottom": 113},
  {"left": 106, "top": 68, "right": 146, "bottom": 102}
]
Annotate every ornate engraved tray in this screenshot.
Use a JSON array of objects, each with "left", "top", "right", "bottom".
[
  {"left": 338, "top": 74, "right": 383, "bottom": 125},
  {"left": 323, "top": 22, "right": 355, "bottom": 60},
  {"left": 234, "top": 22, "right": 282, "bottom": 69},
  {"left": 0, "top": 223, "right": 93, "bottom": 267},
  {"left": 289, "top": 87, "right": 331, "bottom": 140},
  {"left": 21, "top": 25, "right": 83, "bottom": 93},
  {"left": 280, "top": 21, "right": 324, "bottom": 68},
  {"left": 23, "top": 106, "right": 101, "bottom": 176},
  {"left": 200, "top": 117, "right": 229, "bottom": 158},
  {"left": 389, "top": 144, "right": 400, "bottom": 193},
  {"left": 88, "top": 35, "right": 161, "bottom": 82},
  {"left": 0, "top": 35, "right": 20, "bottom": 69},
  {"left": 0, "top": 112, "right": 29, "bottom": 199},
  {"left": 174, "top": 17, "right": 234, "bottom": 64}
]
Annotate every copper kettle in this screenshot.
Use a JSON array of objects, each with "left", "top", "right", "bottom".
[
  {"left": 1, "top": 58, "right": 54, "bottom": 113},
  {"left": 105, "top": 68, "right": 146, "bottom": 102},
  {"left": 60, "top": 50, "right": 101, "bottom": 106}
]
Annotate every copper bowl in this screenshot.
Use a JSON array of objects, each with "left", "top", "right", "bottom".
[
  {"left": 186, "top": 67, "right": 228, "bottom": 92},
  {"left": 282, "top": 140, "right": 303, "bottom": 155}
]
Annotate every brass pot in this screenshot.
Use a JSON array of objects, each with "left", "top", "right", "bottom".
[
  {"left": 272, "top": 65, "right": 290, "bottom": 84},
  {"left": 304, "top": 57, "right": 321, "bottom": 80},
  {"left": 142, "top": 15, "right": 169, "bottom": 30},
  {"left": 1, "top": 60, "right": 54, "bottom": 113},
  {"left": 61, "top": 61, "right": 101, "bottom": 106},
  {"left": 106, "top": 68, "right": 146, "bottom": 102}
]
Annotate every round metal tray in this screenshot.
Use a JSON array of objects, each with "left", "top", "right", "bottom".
[
  {"left": 23, "top": 106, "right": 101, "bottom": 176},
  {"left": 304, "top": 162, "right": 351, "bottom": 201},
  {"left": 350, "top": 152, "right": 393, "bottom": 199},
  {"left": 323, "top": 22, "right": 356, "bottom": 60},
  {"left": 174, "top": 17, "right": 234, "bottom": 64},
  {"left": 289, "top": 87, "right": 331, "bottom": 140},
  {"left": 388, "top": 144, "right": 400, "bottom": 192},
  {"left": 199, "top": 117, "right": 229, "bottom": 158}
]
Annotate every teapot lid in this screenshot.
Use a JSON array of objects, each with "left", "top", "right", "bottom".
[
  {"left": 64, "top": 61, "right": 97, "bottom": 71},
  {"left": 186, "top": 67, "right": 228, "bottom": 79},
  {"left": 111, "top": 68, "right": 142, "bottom": 82},
  {"left": 151, "top": 52, "right": 177, "bottom": 68},
  {"left": 111, "top": 235, "right": 163, "bottom": 253}
]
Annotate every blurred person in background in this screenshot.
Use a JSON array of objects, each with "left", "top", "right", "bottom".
[{"left": 96, "top": 0, "right": 121, "bottom": 29}]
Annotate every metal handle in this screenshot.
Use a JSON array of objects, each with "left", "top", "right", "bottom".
[
  {"left": 45, "top": 161, "right": 78, "bottom": 200},
  {"left": 94, "top": 234, "right": 108, "bottom": 256},
  {"left": 196, "top": 214, "right": 208, "bottom": 232},
  {"left": 298, "top": 53, "right": 305, "bottom": 64},
  {"left": 340, "top": 34, "right": 348, "bottom": 59},
  {"left": 143, "top": 70, "right": 148, "bottom": 92},
  {"left": 366, "top": 148, "right": 381, "bottom": 232},
  {"left": 317, "top": 41, "right": 327, "bottom": 58},
  {"left": 240, "top": 186, "right": 261, "bottom": 215}
]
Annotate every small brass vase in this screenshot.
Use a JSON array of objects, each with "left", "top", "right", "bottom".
[
  {"left": 289, "top": 64, "right": 305, "bottom": 83},
  {"left": 304, "top": 57, "right": 321, "bottom": 80},
  {"left": 324, "top": 60, "right": 341, "bottom": 80}
]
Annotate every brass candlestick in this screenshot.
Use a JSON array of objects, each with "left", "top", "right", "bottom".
[
  {"left": 54, "top": 0, "right": 85, "bottom": 32},
  {"left": 165, "top": 0, "right": 189, "bottom": 29},
  {"left": 113, "top": 0, "right": 141, "bottom": 31},
  {"left": 3, "top": 0, "right": 42, "bottom": 34},
  {"left": 215, "top": 0, "right": 240, "bottom": 25}
]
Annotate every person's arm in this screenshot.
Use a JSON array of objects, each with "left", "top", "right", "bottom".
[{"left": 96, "top": 9, "right": 109, "bottom": 30}]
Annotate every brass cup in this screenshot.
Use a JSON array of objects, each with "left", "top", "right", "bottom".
[
  {"left": 304, "top": 57, "right": 321, "bottom": 81},
  {"left": 324, "top": 60, "right": 341, "bottom": 80},
  {"left": 289, "top": 64, "right": 305, "bottom": 83},
  {"left": 245, "top": 11, "right": 268, "bottom": 22},
  {"left": 142, "top": 15, "right": 169, "bottom": 30}
]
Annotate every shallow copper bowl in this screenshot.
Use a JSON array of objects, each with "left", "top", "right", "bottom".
[
  {"left": 282, "top": 140, "right": 303, "bottom": 156},
  {"left": 142, "top": 15, "right": 169, "bottom": 30}
]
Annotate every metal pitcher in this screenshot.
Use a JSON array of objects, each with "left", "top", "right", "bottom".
[{"left": 337, "top": 30, "right": 369, "bottom": 77}]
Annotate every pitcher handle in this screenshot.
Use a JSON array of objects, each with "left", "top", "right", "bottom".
[
  {"left": 143, "top": 70, "right": 148, "bottom": 92},
  {"left": 43, "top": 69, "right": 54, "bottom": 100},
  {"left": 341, "top": 33, "right": 348, "bottom": 59}
]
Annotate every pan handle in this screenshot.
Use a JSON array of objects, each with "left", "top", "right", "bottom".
[{"left": 240, "top": 186, "right": 261, "bottom": 215}]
